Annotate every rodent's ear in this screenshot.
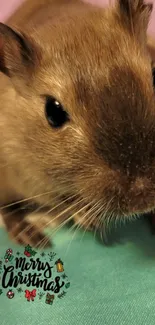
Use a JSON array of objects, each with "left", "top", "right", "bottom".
[
  {"left": 117, "top": 0, "right": 153, "bottom": 41},
  {"left": 0, "top": 23, "right": 41, "bottom": 91}
]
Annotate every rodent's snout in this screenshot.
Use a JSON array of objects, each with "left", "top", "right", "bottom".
[{"left": 127, "top": 177, "right": 154, "bottom": 214}]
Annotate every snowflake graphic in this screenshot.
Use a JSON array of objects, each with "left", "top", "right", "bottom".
[{"left": 17, "top": 287, "right": 23, "bottom": 293}]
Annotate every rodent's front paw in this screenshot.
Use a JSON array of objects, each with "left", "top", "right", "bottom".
[
  {"left": 9, "top": 220, "right": 52, "bottom": 248},
  {"left": 1, "top": 204, "right": 52, "bottom": 248},
  {"left": 73, "top": 212, "right": 94, "bottom": 231}
]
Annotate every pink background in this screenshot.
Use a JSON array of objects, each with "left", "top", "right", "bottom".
[{"left": 0, "top": 0, "right": 154, "bottom": 34}]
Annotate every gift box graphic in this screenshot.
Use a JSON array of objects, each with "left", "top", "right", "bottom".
[{"left": 45, "top": 293, "right": 55, "bottom": 305}]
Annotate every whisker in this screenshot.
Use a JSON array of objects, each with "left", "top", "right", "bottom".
[
  {"left": 38, "top": 202, "right": 91, "bottom": 250},
  {"left": 11, "top": 193, "right": 65, "bottom": 239},
  {"left": 0, "top": 190, "right": 57, "bottom": 210},
  {"left": 79, "top": 204, "right": 104, "bottom": 246},
  {"left": 14, "top": 201, "right": 53, "bottom": 240},
  {"left": 26, "top": 192, "right": 78, "bottom": 231},
  {"left": 43, "top": 194, "right": 78, "bottom": 219},
  {"left": 41, "top": 197, "right": 86, "bottom": 230},
  {"left": 93, "top": 204, "right": 107, "bottom": 241},
  {"left": 15, "top": 193, "right": 80, "bottom": 241},
  {"left": 1, "top": 201, "right": 32, "bottom": 220},
  {"left": 64, "top": 201, "right": 101, "bottom": 256},
  {"left": 38, "top": 201, "right": 90, "bottom": 249},
  {"left": 101, "top": 210, "right": 114, "bottom": 243},
  {"left": 94, "top": 196, "right": 116, "bottom": 243}
]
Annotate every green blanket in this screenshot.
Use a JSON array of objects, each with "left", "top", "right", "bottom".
[{"left": 0, "top": 218, "right": 155, "bottom": 325}]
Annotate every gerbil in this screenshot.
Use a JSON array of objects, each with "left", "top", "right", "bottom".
[{"left": 0, "top": 0, "right": 155, "bottom": 247}]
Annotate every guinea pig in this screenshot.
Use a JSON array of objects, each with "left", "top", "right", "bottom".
[{"left": 0, "top": 0, "right": 155, "bottom": 248}]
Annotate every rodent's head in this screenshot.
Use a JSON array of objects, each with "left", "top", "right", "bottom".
[{"left": 0, "top": 0, "right": 155, "bottom": 227}]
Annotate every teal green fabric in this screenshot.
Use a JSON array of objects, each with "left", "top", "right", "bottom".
[{"left": 0, "top": 219, "right": 155, "bottom": 325}]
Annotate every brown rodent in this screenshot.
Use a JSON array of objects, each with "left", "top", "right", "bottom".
[{"left": 0, "top": 0, "right": 155, "bottom": 247}]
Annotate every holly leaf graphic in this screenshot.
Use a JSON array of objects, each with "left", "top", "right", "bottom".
[{"left": 65, "top": 282, "right": 70, "bottom": 289}]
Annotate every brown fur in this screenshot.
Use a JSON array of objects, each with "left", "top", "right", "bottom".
[{"left": 0, "top": 0, "right": 155, "bottom": 247}]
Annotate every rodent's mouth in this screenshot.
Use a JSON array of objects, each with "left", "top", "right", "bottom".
[{"left": 3, "top": 196, "right": 154, "bottom": 240}]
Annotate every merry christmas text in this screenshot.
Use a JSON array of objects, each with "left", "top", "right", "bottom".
[{"left": 1, "top": 257, "right": 64, "bottom": 292}]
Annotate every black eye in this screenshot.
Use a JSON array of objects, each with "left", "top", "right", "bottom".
[
  {"left": 152, "top": 67, "right": 155, "bottom": 88},
  {"left": 45, "top": 96, "right": 69, "bottom": 128}
]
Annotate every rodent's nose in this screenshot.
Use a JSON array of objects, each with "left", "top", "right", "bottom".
[{"left": 131, "top": 177, "right": 146, "bottom": 195}]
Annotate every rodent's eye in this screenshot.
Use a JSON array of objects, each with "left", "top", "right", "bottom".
[
  {"left": 45, "top": 96, "right": 69, "bottom": 128},
  {"left": 152, "top": 67, "right": 155, "bottom": 88}
]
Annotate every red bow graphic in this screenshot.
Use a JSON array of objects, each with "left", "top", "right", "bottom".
[{"left": 25, "top": 289, "right": 36, "bottom": 301}]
